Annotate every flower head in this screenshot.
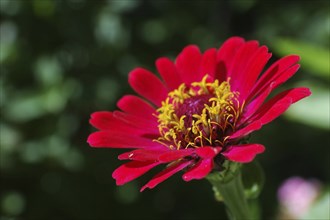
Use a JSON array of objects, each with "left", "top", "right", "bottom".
[{"left": 87, "top": 37, "right": 311, "bottom": 191}]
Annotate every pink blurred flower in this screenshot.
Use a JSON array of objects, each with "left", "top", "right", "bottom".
[{"left": 278, "top": 176, "right": 321, "bottom": 219}]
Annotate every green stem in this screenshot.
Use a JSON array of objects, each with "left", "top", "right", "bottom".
[{"left": 207, "top": 171, "right": 251, "bottom": 220}]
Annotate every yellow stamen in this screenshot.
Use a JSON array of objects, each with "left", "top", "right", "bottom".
[{"left": 155, "top": 75, "right": 243, "bottom": 150}]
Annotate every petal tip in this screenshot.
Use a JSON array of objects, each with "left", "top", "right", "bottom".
[
  {"left": 140, "top": 186, "right": 147, "bottom": 192},
  {"left": 222, "top": 144, "right": 265, "bottom": 163},
  {"left": 182, "top": 174, "right": 191, "bottom": 182},
  {"left": 86, "top": 133, "right": 96, "bottom": 146}
]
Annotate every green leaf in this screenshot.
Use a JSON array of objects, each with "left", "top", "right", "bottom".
[
  {"left": 272, "top": 38, "right": 329, "bottom": 79},
  {"left": 285, "top": 81, "right": 330, "bottom": 130},
  {"left": 301, "top": 190, "right": 330, "bottom": 220}
]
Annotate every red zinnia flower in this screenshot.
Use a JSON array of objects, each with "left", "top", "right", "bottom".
[{"left": 87, "top": 37, "right": 311, "bottom": 191}]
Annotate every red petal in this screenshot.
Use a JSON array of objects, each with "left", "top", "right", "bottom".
[
  {"left": 242, "top": 82, "right": 274, "bottom": 122},
  {"left": 89, "top": 111, "right": 146, "bottom": 135},
  {"left": 229, "top": 121, "right": 262, "bottom": 139},
  {"left": 234, "top": 46, "right": 272, "bottom": 101},
  {"left": 195, "top": 146, "right": 221, "bottom": 158},
  {"left": 229, "top": 40, "right": 259, "bottom": 81},
  {"left": 128, "top": 67, "right": 168, "bottom": 107},
  {"left": 268, "top": 64, "right": 300, "bottom": 91},
  {"left": 158, "top": 148, "right": 194, "bottom": 162},
  {"left": 175, "top": 45, "right": 202, "bottom": 84},
  {"left": 256, "top": 99, "right": 293, "bottom": 125},
  {"left": 232, "top": 99, "right": 294, "bottom": 139},
  {"left": 87, "top": 131, "right": 160, "bottom": 148},
  {"left": 251, "top": 87, "right": 312, "bottom": 125},
  {"left": 112, "top": 161, "right": 160, "bottom": 185},
  {"left": 199, "top": 48, "right": 217, "bottom": 80},
  {"left": 140, "top": 160, "right": 192, "bottom": 191},
  {"left": 232, "top": 88, "right": 311, "bottom": 139},
  {"left": 248, "top": 64, "right": 300, "bottom": 104},
  {"left": 243, "top": 64, "right": 299, "bottom": 123},
  {"left": 182, "top": 158, "right": 213, "bottom": 181},
  {"left": 248, "top": 55, "right": 300, "bottom": 102},
  {"left": 118, "top": 148, "right": 168, "bottom": 161},
  {"left": 89, "top": 111, "right": 114, "bottom": 130},
  {"left": 156, "top": 57, "right": 182, "bottom": 90},
  {"left": 215, "top": 37, "right": 245, "bottom": 81},
  {"left": 117, "top": 95, "right": 156, "bottom": 120},
  {"left": 222, "top": 144, "right": 265, "bottom": 163},
  {"left": 113, "top": 111, "right": 158, "bottom": 132}
]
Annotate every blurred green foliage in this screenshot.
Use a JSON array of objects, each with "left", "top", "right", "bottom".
[
  {"left": 0, "top": 0, "right": 329, "bottom": 220},
  {"left": 302, "top": 190, "right": 330, "bottom": 219},
  {"left": 273, "top": 38, "right": 329, "bottom": 78}
]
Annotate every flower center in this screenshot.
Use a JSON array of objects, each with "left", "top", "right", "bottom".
[
  {"left": 175, "top": 94, "right": 213, "bottom": 128},
  {"left": 155, "top": 76, "right": 243, "bottom": 150}
]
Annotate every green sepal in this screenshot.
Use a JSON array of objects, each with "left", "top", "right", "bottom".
[
  {"left": 206, "top": 166, "right": 251, "bottom": 219},
  {"left": 241, "top": 160, "right": 265, "bottom": 199},
  {"left": 206, "top": 160, "right": 264, "bottom": 201},
  {"left": 206, "top": 161, "right": 242, "bottom": 201}
]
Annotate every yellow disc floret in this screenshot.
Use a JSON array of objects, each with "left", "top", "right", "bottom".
[{"left": 154, "top": 75, "right": 243, "bottom": 150}]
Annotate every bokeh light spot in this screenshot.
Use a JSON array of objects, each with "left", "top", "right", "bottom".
[
  {"left": 115, "top": 182, "right": 139, "bottom": 204},
  {"left": 1, "top": 192, "right": 25, "bottom": 216}
]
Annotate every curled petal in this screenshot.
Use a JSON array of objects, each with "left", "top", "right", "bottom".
[
  {"left": 249, "top": 55, "right": 300, "bottom": 101},
  {"left": 181, "top": 147, "right": 221, "bottom": 181},
  {"left": 222, "top": 144, "right": 265, "bottom": 163},
  {"left": 233, "top": 87, "right": 311, "bottom": 139},
  {"left": 242, "top": 82, "right": 274, "bottom": 121},
  {"left": 251, "top": 87, "right": 312, "bottom": 125},
  {"left": 270, "top": 64, "right": 300, "bottom": 91},
  {"left": 112, "top": 161, "right": 160, "bottom": 185},
  {"left": 140, "top": 160, "right": 193, "bottom": 192},
  {"left": 195, "top": 146, "right": 221, "bottom": 158},
  {"left": 182, "top": 158, "right": 213, "bottom": 181},
  {"left": 230, "top": 121, "right": 262, "bottom": 140}
]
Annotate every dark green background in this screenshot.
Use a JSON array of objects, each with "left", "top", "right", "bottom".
[{"left": 1, "top": 0, "right": 329, "bottom": 219}]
